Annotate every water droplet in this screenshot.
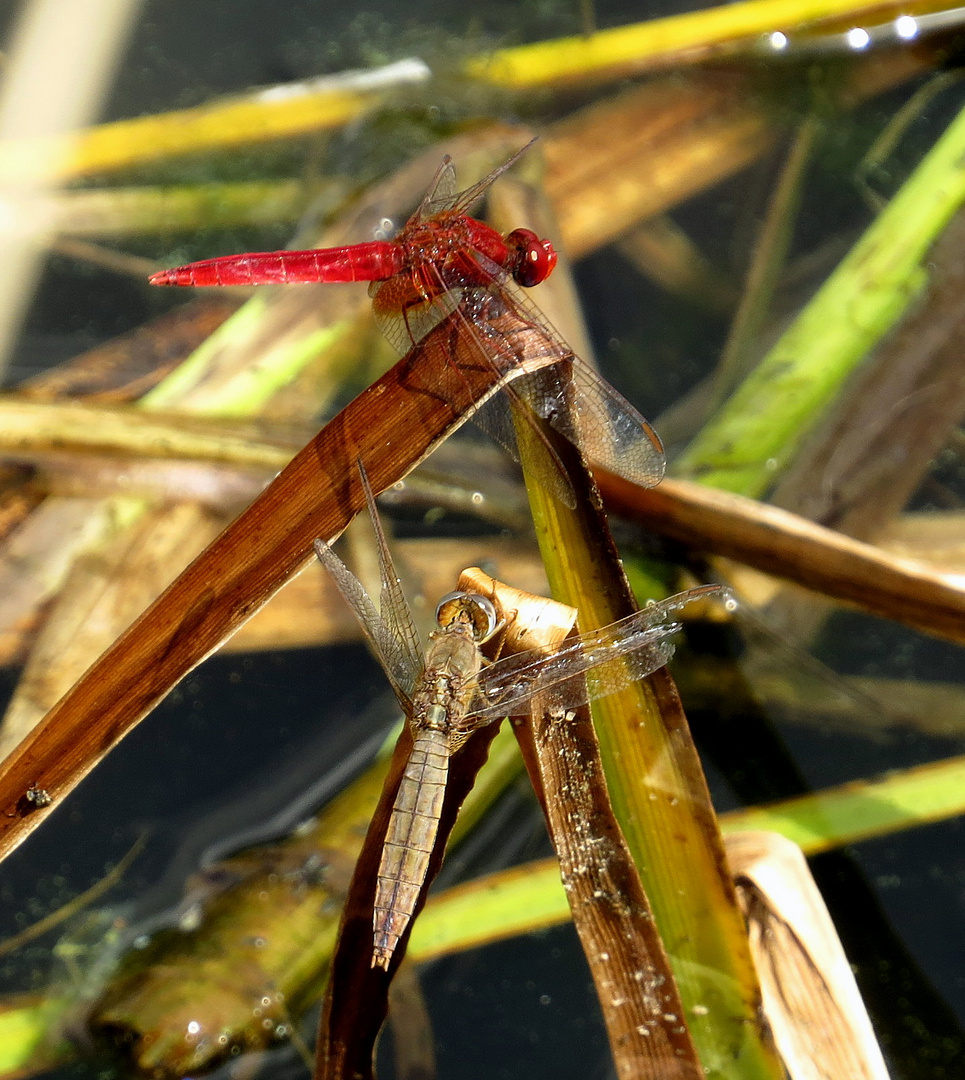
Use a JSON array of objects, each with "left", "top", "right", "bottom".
[
  {"left": 178, "top": 905, "right": 203, "bottom": 932},
  {"left": 894, "top": 15, "right": 918, "bottom": 39}
]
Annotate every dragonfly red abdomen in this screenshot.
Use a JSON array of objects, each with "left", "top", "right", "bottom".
[{"left": 147, "top": 241, "right": 406, "bottom": 287}]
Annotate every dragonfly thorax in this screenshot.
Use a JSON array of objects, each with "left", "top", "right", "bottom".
[
  {"left": 395, "top": 213, "right": 557, "bottom": 293},
  {"left": 413, "top": 629, "right": 484, "bottom": 734}
]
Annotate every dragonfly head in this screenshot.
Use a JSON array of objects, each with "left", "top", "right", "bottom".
[
  {"left": 505, "top": 228, "right": 558, "bottom": 288},
  {"left": 435, "top": 591, "right": 499, "bottom": 643}
]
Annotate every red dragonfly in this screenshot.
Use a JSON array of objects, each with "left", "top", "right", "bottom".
[{"left": 150, "top": 144, "right": 665, "bottom": 497}]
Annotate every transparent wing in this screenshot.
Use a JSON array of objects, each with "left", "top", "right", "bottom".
[
  {"left": 358, "top": 462, "right": 423, "bottom": 683},
  {"left": 369, "top": 273, "right": 462, "bottom": 357},
  {"left": 376, "top": 250, "right": 583, "bottom": 503},
  {"left": 415, "top": 139, "right": 537, "bottom": 221},
  {"left": 471, "top": 255, "right": 666, "bottom": 490},
  {"left": 468, "top": 621, "right": 676, "bottom": 723},
  {"left": 312, "top": 467, "right": 423, "bottom": 708},
  {"left": 313, "top": 538, "right": 419, "bottom": 710},
  {"left": 514, "top": 360, "right": 666, "bottom": 490},
  {"left": 412, "top": 155, "right": 457, "bottom": 221},
  {"left": 467, "top": 587, "right": 723, "bottom": 723},
  {"left": 377, "top": 142, "right": 666, "bottom": 498},
  {"left": 469, "top": 390, "right": 577, "bottom": 509}
]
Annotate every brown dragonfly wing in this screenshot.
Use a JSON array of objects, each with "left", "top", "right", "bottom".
[
  {"left": 357, "top": 462, "right": 423, "bottom": 684},
  {"left": 314, "top": 537, "right": 420, "bottom": 710},
  {"left": 431, "top": 274, "right": 665, "bottom": 502},
  {"left": 313, "top": 468, "right": 424, "bottom": 709},
  {"left": 373, "top": 251, "right": 584, "bottom": 504},
  {"left": 368, "top": 259, "right": 577, "bottom": 510},
  {"left": 443, "top": 280, "right": 584, "bottom": 506},
  {"left": 375, "top": 146, "right": 665, "bottom": 500},
  {"left": 465, "top": 586, "right": 725, "bottom": 725},
  {"left": 468, "top": 390, "right": 577, "bottom": 507},
  {"left": 407, "top": 246, "right": 666, "bottom": 499}
]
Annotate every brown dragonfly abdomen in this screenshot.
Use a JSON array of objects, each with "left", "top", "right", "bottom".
[{"left": 372, "top": 726, "right": 450, "bottom": 969}]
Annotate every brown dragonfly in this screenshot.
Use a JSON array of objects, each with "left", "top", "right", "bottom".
[{"left": 314, "top": 472, "right": 720, "bottom": 969}]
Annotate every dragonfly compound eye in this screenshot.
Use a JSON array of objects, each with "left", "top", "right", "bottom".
[
  {"left": 505, "top": 228, "right": 558, "bottom": 287},
  {"left": 435, "top": 591, "right": 498, "bottom": 641}
]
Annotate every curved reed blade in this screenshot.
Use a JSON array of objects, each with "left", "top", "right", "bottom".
[{"left": 0, "top": 300, "right": 534, "bottom": 863}]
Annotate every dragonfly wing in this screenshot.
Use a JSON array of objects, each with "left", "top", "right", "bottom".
[
  {"left": 313, "top": 537, "right": 419, "bottom": 709},
  {"left": 445, "top": 139, "right": 538, "bottom": 217},
  {"left": 469, "top": 259, "right": 666, "bottom": 490},
  {"left": 467, "top": 624, "right": 677, "bottom": 725},
  {"left": 466, "top": 588, "right": 722, "bottom": 724},
  {"left": 412, "top": 156, "right": 457, "bottom": 221},
  {"left": 515, "top": 362, "right": 666, "bottom": 490},
  {"left": 357, "top": 463, "right": 424, "bottom": 684},
  {"left": 416, "top": 140, "right": 538, "bottom": 221},
  {"left": 469, "top": 391, "right": 577, "bottom": 508},
  {"left": 443, "top": 246, "right": 665, "bottom": 497},
  {"left": 369, "top": 275, "right": 462, "bottom": 357},
  {"left": 380, "top": 251, "right": 581, "bottom": 504}
]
